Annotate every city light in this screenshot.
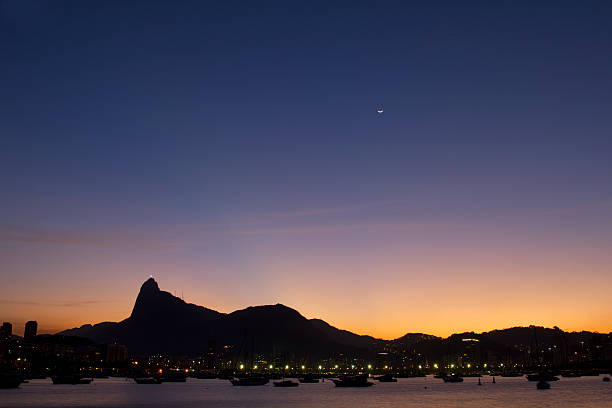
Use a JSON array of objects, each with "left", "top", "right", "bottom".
[
  {"left": 285, "top": 365, "right": 289, "bottom": 369},
  {"left": 367, "top": 364, "right": 372, "bottom": 369},
  {"left": 269, "top": 365, "right": 273, "bottom": 369},
  {"left": 433, "top": 363, "right": 438, "bottom": 369},
  {"left": 239, "top": 364, "right": 244, "bottom": 370},
  {"left": 253, "top": 365, "right": 258, "bottom": 369},
  {"left": 318, "top": 365, "right": 322, "bottom": 370},
  {"left": 301, "top": 365, "right": 305, "bottom": 370}
]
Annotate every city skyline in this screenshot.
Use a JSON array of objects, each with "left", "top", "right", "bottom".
[{"left": 2, "top": 1, "right": 612, "bottom": 339}]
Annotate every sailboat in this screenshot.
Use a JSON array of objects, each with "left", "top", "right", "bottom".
[
  {"left": 230, "top": 329, "right": 268, "bottom": 386},
  {"left": 274, "top": 379, "right": 299, "bottom": 387},
  {"left": 333, "top": 374, "right": 374, "bottom": 387}
]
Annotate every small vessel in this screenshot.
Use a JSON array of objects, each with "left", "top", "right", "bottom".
[
  {"left": 273, "top": 379, "right": 299, "bottom": 387},
  {"left": 25, "top": 374, "right": 48, "bottom": 380},
  {"left": 195, "top": 372, "right": 217, "bottom": 379},
  {"left": 603, "top": 377, "right": 611, "bottom": 382},
  {"left": 230, "top": 376, "right": 269, "bottom": 386},
  {"left": 0, "top": 374, "right": 22, "bottom": 389},
  {"left": 159, "top": 372, "right": 187, "bottom": 382},
  {"left": 298, "top": 375, "right": 320, "bottom": 383},
  {"left": 536, "top": 380, "right": 551, "bottom": 390},
  {"left": 442, "top": 375, "right": 464, "bottom": 383},
  {"left": 333, "top": 375, "right": 374, "bottom": 387},
  {"left": 133, "top": 377, "right": 162, "bottom": 384},
  {"left": 433, "top": 372, "right": 447, "bottom": 379},
  {"left": 500, "top": 373, "right": 522, "bottom": 377},
  {"left": 560, "top": 371, "right": 581, "bottom": 378},
  {"left": 51, "top": 375, "right": 93, "bottom": 385},
  {"left": 526, "top": 372, "right": 559, "bottom": 382},
  {"left": 374, "top": 374, "right": 397, "bottom": 382}
]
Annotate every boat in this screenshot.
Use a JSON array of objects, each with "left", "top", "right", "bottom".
[
  {"left": 230, "top": 376, "right": 269, "bottom": 386},
  {"left": 333, "top": 374, "right": 374, "bottom": 387},
  {"left": 536, "top": 380, "right": 550, "bottom": 390},
  {"left": 400, "top": 373, "right": 426, "bottom": 378},
  {"left": 603, "top": 377, "right": 611, "bottom": 382},
  {"left": 298, "top": 375, "right": 320, "bottom": 383},
  {"left": 526, "top": 372, "right": 559, "bottom": 382},
  {"left": 159, "top": 372, "right": 187, "bottom": 382},
  {"left": 374, "top": 374, "right": 397, "bottom": 382},
  {"left": 273, "top": 379, "right": 299, "bottom": 387},
  {"left": 442, "top": 374, "right": 463, "bottom": 382},
  {"left": 433, "top": 372, "right": 447, "bottom": 379},
  {"left": 195, "top": 372, "right": 217, "bottom": 379},
  {"left": 0, "top": 374, "right": 22, "bottom": 389},
  {"left": 51, "top": 375, "right": 93, "bottom": 385},
  {"left": 133, "top": 377, "right": 162, "bottom": 384}
]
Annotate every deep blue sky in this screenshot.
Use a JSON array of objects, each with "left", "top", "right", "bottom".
[{"left": 1, "top": 1, "right": 611, "bottom": 337}]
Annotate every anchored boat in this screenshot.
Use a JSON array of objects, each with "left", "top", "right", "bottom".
[
  {"left": 230, "top": 376, "right": 269, "bottom": 386},
  {"left": 333, "top": 374, "right": 374, "bottom": 387}
]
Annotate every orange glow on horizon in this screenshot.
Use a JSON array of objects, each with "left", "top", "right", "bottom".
[{"left": 2, "top": 217, "right": 612, "bottom": 339}]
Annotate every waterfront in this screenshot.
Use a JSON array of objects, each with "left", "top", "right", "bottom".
[{"left": 1, "top": 376, "right": 610, "bottom": 408}]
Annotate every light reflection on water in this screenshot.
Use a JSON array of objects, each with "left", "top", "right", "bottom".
[{"left": 1, "top": 376, "right": 611, "bottom": 408}]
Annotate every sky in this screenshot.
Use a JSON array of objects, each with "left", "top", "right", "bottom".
[{"left": 1, "top": 0, "right": 611, "bottom": 339}]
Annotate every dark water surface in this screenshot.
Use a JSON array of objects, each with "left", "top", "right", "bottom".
[{"left": 1, "top": 376, "right": 611, "bottom": 408}]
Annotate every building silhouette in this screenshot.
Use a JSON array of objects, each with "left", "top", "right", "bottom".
[
  {"left": 24, "top": 321, "right": 38, "bottom": 340},
  {"left": 206, "top": 340, "right": 217, "bottom": 369},
  {"left": 106, "top": 343, "right": 128, "bottom": 363},
  {"left": 1, "top": 322, "right": 12, "bottom": 339}
]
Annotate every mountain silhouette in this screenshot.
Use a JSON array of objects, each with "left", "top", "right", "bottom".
[
  {"left": 59, "top": 278, "right": 376, "bottom": 355},
  {"left": 59, "top": 278, "right": 611, "bottom": 359}
]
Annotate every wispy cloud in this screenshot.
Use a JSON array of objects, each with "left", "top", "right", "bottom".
[
  {"left": 2, "top": 199, "right": 609, "bottom": 246},
  {"left": 232, "top": 221, "right": 468, "bottom": 236},
  {"left": 0, "top": 299, "right": 106, "bottom": 308},
  {"left": 253, "top": 199, "right": 411, "bottom": 218},
  {"left": 0, "top": 224, "right": 193, "bottom": 249},
  {"left": 495, "top": 199, "right": 612, "bottom": 220}
]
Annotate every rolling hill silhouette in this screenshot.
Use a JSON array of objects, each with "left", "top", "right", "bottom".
[
  {"left": 59, "top": 278, "right": 383, "bottom": 355},
  {"left": 60, "top": 278, "right": 611, "bottom": 360}
]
